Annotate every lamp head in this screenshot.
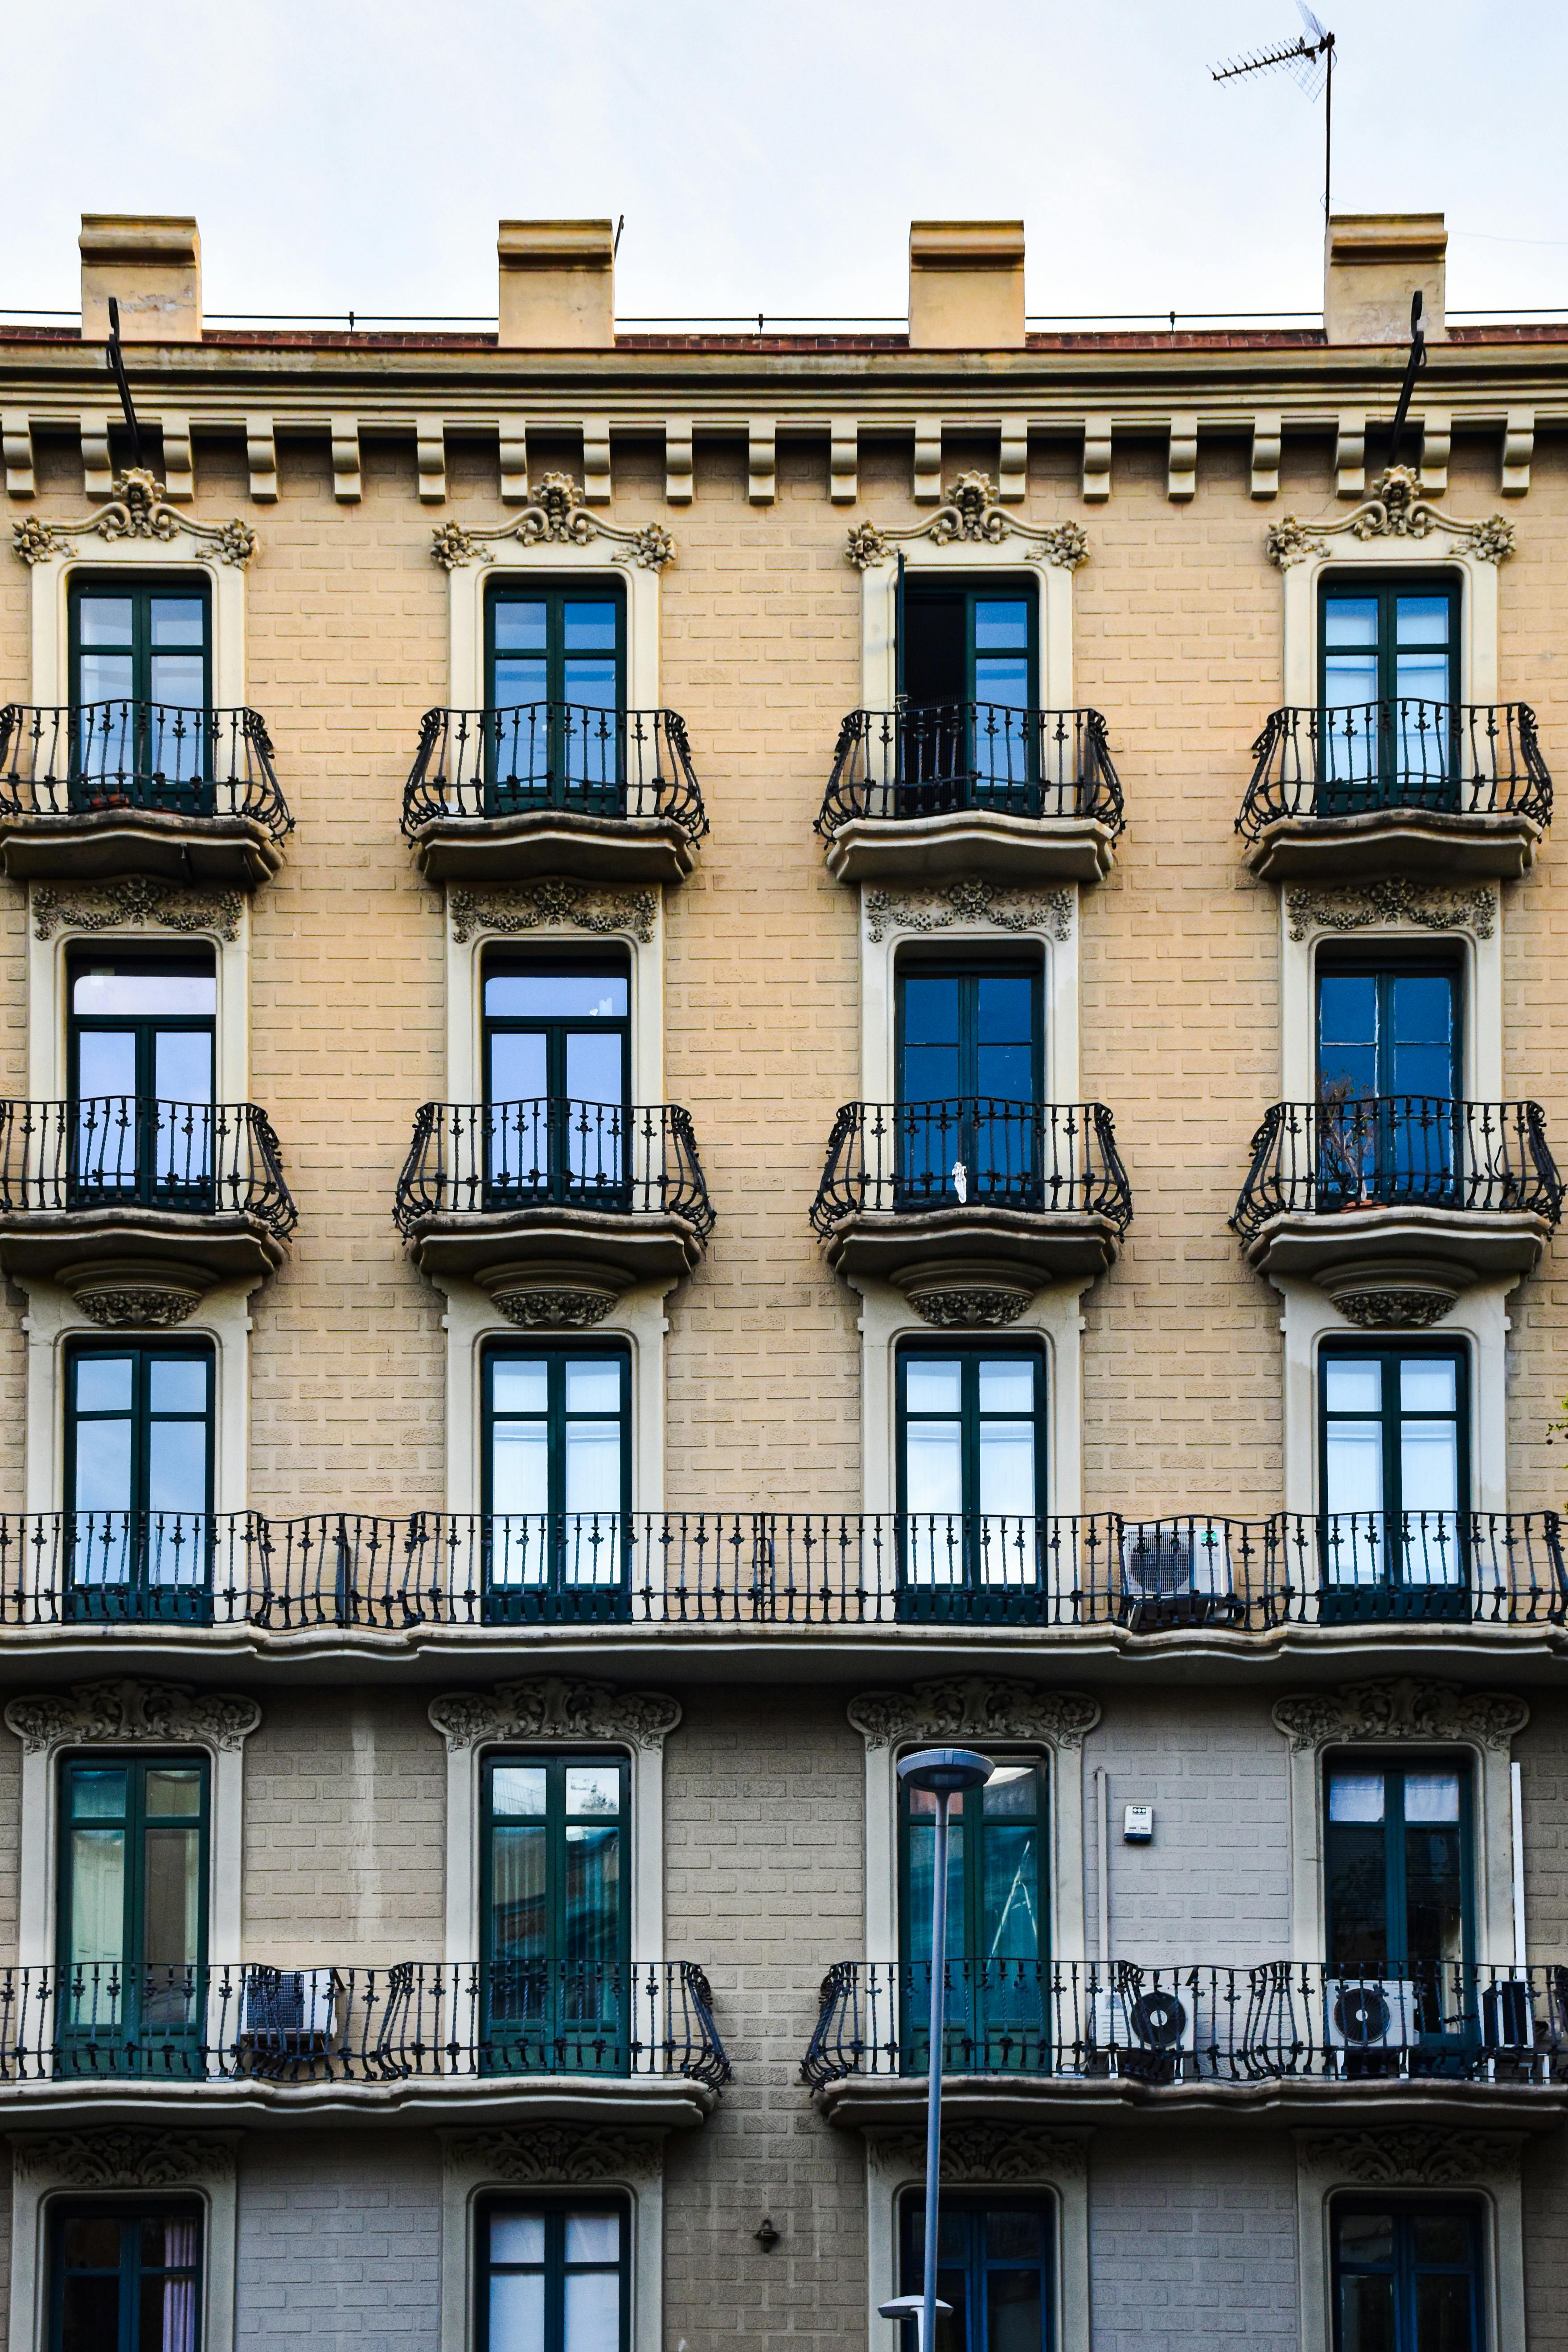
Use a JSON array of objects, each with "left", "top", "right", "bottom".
[
  {"left": 897, "top": 1746, "right": 994, "bottom": 1798},
  {"left": 879, "top": 2297, "right": 954, "bottom": 2321}
]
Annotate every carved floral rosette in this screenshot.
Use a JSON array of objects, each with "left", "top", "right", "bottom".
[
  {"left": 431, "top": 474, "right": 675, "bottom": 575},
  {"left": 865, "top": 882, "right": 1074, "bottom": 947},
  {"left": 1285, "top": 879, "right": 1495, "bottom": 946},
  {"left": 10, "top": 2130, "right": 236, "bottom": 2188},
  {"left": 428, "top": 1675, "right": 682, "bottom": 1753},
  {"left": 4, "top": 1679, "right": 262, "bottom": 1756},
  {"left": 449, "top": 881, "right": 657, "bottom": 948},
  {"left": 847, "top": 474, "right": 1090, "bottom": 574},
  {"left": 441, "top": 2126, "right": 664, "bottom": 2185},
  {"left": 34, "top": 879, "right": 244, "bottom": 945},
  {"left": 1296, "top": 2128, "right": 1522, "bottom": 2190},
  {"left": 868, "top": 2123, "right": 1089, "bottom": 2183},
  {"left": 1265, "top": 468, "right": 1516, "bottom": 572},
  {"left": 12, "top": 470, "right": 257, "bottom": 570},
  {"left": 1271, "top": 1678, "right": 1528, "bottom": 1755},
  {"left": 848, "top": 1677, "right": 1101, "bottom": 1753}
]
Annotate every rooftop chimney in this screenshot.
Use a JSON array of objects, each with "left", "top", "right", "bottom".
[
  {"left": 908, "top": 221, "right": 1026, "bottom": 350},
  {"left": 80, "top": 215, "right": 202, "bottom": 342},
  {"left": 1324, "top": 213, "right": 1447, "bottom": 345},
  {"left": 498, "top": 221, "right": 616, "bottom": 349}
]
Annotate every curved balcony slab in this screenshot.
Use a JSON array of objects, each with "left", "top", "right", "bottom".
[
  {"left": 0, "top": 2072, "right": 719, "bottom": 2133},
  {"left": 1244, "top": 806, "right": 1541, "bottom": 885},
  {"left": 816, "top": 2073, "right": 1568, "bottom": 2133},
  {"left": 406, "top": 1205, "right": 706, "bottom": 1291},
  {"left": 0, "top": 1207, "right": 288, "bottom": 1293},
  {"left": 823, "top": 809, "right": 1115, "bottom": 887},
  {"left": 824, "top": 1206, "right": 1122, "bottom": 1299},
  {"left": 1244, "top": 1205, "right": 1550, "bottom": 1301},
  {"left": 409, "top": 807, "right": 698, "bottom": 888},
  {"left": 0, "top": 805, "right": 285, "bottom": 888}
]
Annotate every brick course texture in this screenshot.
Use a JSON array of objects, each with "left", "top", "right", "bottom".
[
  {"left": 1089, "top": 2129, "right": 1299, "bottom": 2348},
  {"left": 235, "top": 2131, "right": 441, "bottom": 2344}
]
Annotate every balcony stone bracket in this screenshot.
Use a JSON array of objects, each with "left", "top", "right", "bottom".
[
  {"left": 826, "top": 811, "right": 1113, "bottom": 888},
  {"left": 56, "top": 1255, "right": 212, "bottom": 1328},
  {"left": 826, "top": 1206, "right": 1121, "bottom": 1303},
  {"left": 1245, "top": 1207, "right": 1549, "bottom": 1312},
  {"left": 413, "top": 808, "right": 697, "bottom": 889},
  {"left": 1246, "top": 807, "right": 1542, "bottom": 887},
  {"left": 0, "top": 809, "right": 285, "bottom": 891},
  {"left": 408, "top": 1207, "right": 704, "bottom": 1295},
  {"left": 0, "top": 1206, "right": 289, "bottom": 1292},
  {"left": 475, "top": 1259, "right": 633, "bottom": 1330}
]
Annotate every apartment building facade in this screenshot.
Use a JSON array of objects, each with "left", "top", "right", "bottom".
[{"left": 0, "top": 204, "right": 1560, "bottom": 2350}]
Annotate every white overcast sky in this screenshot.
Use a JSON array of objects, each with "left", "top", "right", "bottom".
[{"left": 5, "top": 0, "right": 1566, "bottom": 324}]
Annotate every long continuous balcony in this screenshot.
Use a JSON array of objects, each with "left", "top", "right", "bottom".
[
  {"left": 402, "top": 704, "right": 706, "bottom": 884},
  {"left": 4, "top": 1507, "right": 1559, "bottom": 1632},
  {"left": 812, "top": 1099, "right": 1131, "bottom": 1306},
  {"left": 1233, "top": 1095, "right": 1562, "bottom": 1309},
  {"left": 394, "top": 1097, "right": 714, "bottom": 1300},
  {"left": 0, "top": 1096, "right": 296, "bottom": 1298},
  {"left": 817, "top": 704, "right": 1123, "bottom": 883},
  {"left": 1237, "top": 699, "right": 1551, "bottom": 881},
  {"left": 0, "top": 1961, "right": 728, "bottom": 2122},
  {"left": 0, "top": 701, "right": 291, "bottom": 886},
  {"left": 803, "top": 1960, "right": 1568, "bottom": 2120}
]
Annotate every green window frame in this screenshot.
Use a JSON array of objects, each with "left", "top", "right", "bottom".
[
  {"left": 49, "top": 2202, "right": 203, "bottom": 2352},
  {"left": 478, "top": 2196, "right": 630, "bottom": 2352},
  {"left": 1331, "top": 2200, "right": 1483, "bottom": 2352},
  {"left": 897, "top": 578, "right": 1040, "bottom": 811},
  {"left": 56, "top": 1753, "right": 210, "bottom": 2073},
  {"left": 483, "top": 584, "right": 626, "bottom": 816},
  {"left": 896, "top": 1345, "right": 1047, "bottom": 1600},
  {"left": 480, "top": 1752, "right": 631, "bottom": 2074},
  {"left": 66, "top": 949, "right": 217, "bottom": 1213},
  {"left": 897, "top": 2193, "right": 1053, "bottom": 2352},
  {"left": 69, "top": 576, "right": 212, "bottom": 715},
  {"left": 1316, "top": 958, "right": 1461, "bottom": 1104},
  {"left": 64, "top": 1342, "right": 215, "bottom": 1621},
  {"left": 481, "top": 1343, "right": 631, "bottom": 1618},
  {"left": 1318, "top": 1342, "right": 1469, "bottom": 1619},
  {"left": 1317, "top": 575, "right": 1461, "bottom": 813},
  {"left": 1319, "top": 577, "right": 1459, "bottom": 713},
  {"left": 894, "top": 961, "right": 1043, "bottom": 1212},
  {"left": 67, "top": 576, "right": 213, "bottom": 813},
  {"left": 479, "top": 952, "right": 632, "bottom": 1211},
  {"left": 902, "top": 579, "right": 1038, "bottom": 713},
  {"left": 897, "top": 1750, "right": 1049, "bottom": 2070},
  {"left": 1324, "top": 1756, "right": 1475, "bottom": 1979}
]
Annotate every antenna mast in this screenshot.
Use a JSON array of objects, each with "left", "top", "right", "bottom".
[{"left": 1211, "top": 7, "right": 1337, "bottom": 224}]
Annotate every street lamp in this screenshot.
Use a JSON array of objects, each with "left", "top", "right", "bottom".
[{"left": 880, "top": 1745, "right": 994, "bottom": 2352}]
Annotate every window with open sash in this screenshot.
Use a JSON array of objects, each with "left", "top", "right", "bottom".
[
  {"left": 482, "top": 955, "right": 630, "bottom": 1209},
  {"left": 484, "top": 586, "right": 625, "bottom": 816},
  {"left": 479, "top": 2198, "right": 628, "bottom": 2352},
  {"left": 65, "top": 1343, "right": 214, "bottom": 1620},
  {"left": 481, "top": 1754, "right": 629, "bottom": 2075},
  {"left": 898, "top": 579, "right": 1038, "bottom": 813},
  {"left": 57, "top": 1755, "right": 209, "bottom": 2075},
  {"left": 897, "top": 2194, "right": 1053, "bottom": 2352},
  {"left": 482, "top": 1346, "right": 630, "bottom": 1616},
  {"left": 1331, "top": 2201, "right": 1483, "bottom": 2352},
  {"left": 68, "top": 952, "right": 217, "bottom": 1211},
  {"left": 49, "top": 2202, "right": 203, "bottom": 2352},
  {"left": 897, "top": 1347, "right": 1044, "bottom": 1614},
  {"left": 1316, "top": 960, "right": 1460, "bottom": 1210},
  {"left": 1318, "top": 578, "right": 1459, "bottom": 813},
  {"left": 69, "top": 578, "right": 212, "bottom": 814},
  {"left": 1325, "top": 1760, "right": 1474, "bottom": 2054},
  {"left": 896, "top": 961, "right": 1041, "bottom": 1208},
  {"left": 1319, "top": 1345, "right": 1468, "bottom": 1617},
  {"left": 899, "top": 1755, "right": 1047, "bottom": 2070}
]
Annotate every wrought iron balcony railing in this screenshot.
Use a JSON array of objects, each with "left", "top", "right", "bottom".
[
  {"left": 0, "top": 701, "right": 291, "bottom": 837},
  {"left": 1238, "top": 699, "right": 1551, "bottom": 835},
  {"left": 818, "top": 704, "right": 1124, "bottom": 833},
  {"left": 803, "top": 1959, "right": 1568, "bottom": 2089},
  {"left": 0, "top": 1097, "right": 296, "bottom": 1232},
  {"left": 1231, "top": 1096, "right": 1564, "bottom": 1238},
  {"left": 393, "top": 1099, "right": 714, "bottom": 1235},
  {"left": 402, "top": 704, "right": 706, "bottom": 837},
  {"left": 811, "top": 1100, "right": 1132, "bottom": 1233},
  {"left": 0, "top": 1960, "right": 728, "bottom": 2086},
  {"left": 1, "top": 1508, "right": 1560, "bottom": 1630}
]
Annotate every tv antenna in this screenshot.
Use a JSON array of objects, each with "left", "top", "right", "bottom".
[
  {"left": 1211, "top": 4, "right": 1337, "bottom": 223},
  {"left": 103, "top": 296, "right": 144, "bottom": 470}
]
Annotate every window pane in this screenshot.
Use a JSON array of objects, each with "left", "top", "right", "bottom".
[
  {"left": 62, "top": 2213, "right": 121, "bottom": 2265},
  {"left": 493, "top": 601, "right": 549, "bottom": 653},
  {"left": 77, "top": 1031, "right": 137, "bottom": 1101},
  {"left": 149, "top": 598, "right": 206, "bottom": 649},
  {"left": 562, "top": 603, "right": 619, "bottom": 654},
  {"left": 148, "top": 1357, "right": 208, "bottom": 1416},
  {"left": 78, "top": 595, "right": 135, "bottom": 647},
  {"left": 143, "top": 1826, "right": 201, "bottom": 1964},
  {"left": 69, "top": 1827, "right": 125, "bottom": 1962},
  {"left": 1325, "top": 1423, "right": 1383, "bottom": 1513},
  {"left": 564, "top": 2212, "right": 621, "bottom": 2262},
  {"left": 1401, "top": 1359, "right": 1457, "bottom": 1414},
  {"left": 977, "top": 1422, "right": 1034, "bottom": 1516},
  {"left": 1404, "top": 1772, "right": 1461, "bottom": 1825},
  {"left": 903, "top": 978, "right": 960, "bottom": 1045},
  {"left": 985, "top": 2211, "right": 1041, "bottom": 2260},
  {"left": 973, "top": 601, "right": 1029, "bottom": 654},
  {"left": 562, "top": 1826, "right": 620, "bottom": 1963},
  {"left": 492, "top": 1361, "right": 549, "bottom": 1414},
  {"left": 145, "top": 1769, "right": 202, "bottom": 1819},
  {"left": 1338, "top": 2210, "right": 1395, "bottom": 2265},
  {"left": 153, "top": 1031, "right": 213, "bottom": 1105},
  {"left": 1411, "top": 2214, "right": 1472, "bottom": 2265},
  {"left": 1396, "top": 597, "right": 1452, "bottom": 647},
  {"left": 73, "top": 1414, "right": 132, "bottom": 1514},
  {"left": 489, "top": 2269, "right": 546, "bottom": 2352},
  {"left": 78, "top": 651, "right": 134, "bottom": 704},
  {"left": 60, "top": 2277, "right": 122, "bottom": 2352},
  {"left": 490, "top": 2211, "right": 546, "bottom": 2263},
  {"left": 983, "top": 1765, "right": 1041, "bottom": 1818},
  {"left": 71, "top": 970, "right": 216, "bottom": 1017},
  {"left": 1401, "top": 1422, "right": 1458, "bottom": 1514},
  {"left": 74, "top": 1355, "right": 134, "bottom": 1414},
  {"left": 1413, "top": 2275, "right": 1473, "bottom": 2352},
  {"left": 1324, "top": 598, "right": 1379, "bottom": 649},
  {"left": 564, "top": 1423, "right": 621, "bottom": 1516},
  {"left": 983, "top": 1825, "right": 1040, "bottom": 1960},
  {"left": 493, "top": 1425, "right": 549, "bottom": 1515},
  {"left": 147, "top": 1419, "right": 208, "bottom": 1516},
  {"left": 565, "top": 1361, "right": 622, "bottom": 1415},
  {"left": 566, "top": 1768, "right": 622, "bottom": 1818},
  {"left": 906, "top": 1422, "right": 963, "bottom": 1515},
  {"left": 70, "top": 1768, "right": 127, "bottom": 1821},
  {"left": 565, "top": 1032, "right": 624, "bottom": 1107},
  {"left": 975, "top": 977, "right": 1034, "bottom": 1045},
  {"left": 140, "top": 2273, "right": 198, "bottom": 2352},
  {"left": 491, "top": 1767, "right": 547, "bottom": 1819},
  {"left": 1329, "top": 1772, "right": 1386, "bottom": 1824},
  {"left": 148, "top": 653, "right": 204, "bottom": 710},
  {"left": 563, "top": 2268, "right": 620, "bottom": 2352},
  {"left": 987, "top": 2268, "right": 1043, "bottom": 2352},
  {"left": 1340, "top": 2275, "right": 1396, "bottom": 2352},
  {"left": 491, "top": 1825, "right": 547, "bottom": 1960},
  {"left": 977, "top": 1360, "right": 1034, "bottom": 1414},
  {"left": 1325, "top": 1360, "right": 1381, "bottom": 1415},
  {"left": 906, "top": 1360, "right": 962, "bottom": 1415},
  {"left": 485, "top": 973, "right": 629, "bottom": 1020}
]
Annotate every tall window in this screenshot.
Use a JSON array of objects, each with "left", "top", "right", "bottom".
[
  {"left": 1316, "top": 959, "right": 1461, "bottom": 1211},
  {"left": 898, "top": 1346, "right": 1044, "bottom": 1613},
  {"left": 896, "top": 961, "right": 1042, "bottom": 1207},
  {"left": 485, "top": 586, "right": 625, "bottom": 813},
  {"left": 900, "top": 1755, "right": 1047, "bottom": 2068},
  {"left": 69, "top": 578, "right": 211, "bottom": 810},
  {"left": 65, "top": 1343, "right": 214, "bottom": 1619},
  {"left": 481, "top": 1753, "right": 629, "bottom": 2073},
  {"left": 57, "top": 1755, "right": 209, "bottom": 2072},
  {"left": 899, "top": 582, "right": 1037, "bottom": 809},
  {"left": 482, "top": 1345, "right": 630, "bottom": 1615},
  {"left": 1325, "top": 1758, "right": 1473, "bottom": 2056},
  {"left": 482, "top": 954, "right": 630, "bottom": 1208},
  {"left": 1319, "top": 579, "right": 1459, "bottom": 811},
  {"left": 479, "top": 2199, "right": 629, "bottom": 2352},
  {"left": 1319, "top": 1345, "right": 1468, "bottom": 1614},
  {"left": 897, "top": 2194, "right": 1052, "bottom": 2352},
  {"left": 68, "top": 952, "right": 217, "bottom": 1208},
  {"left": 1332, "top": 2201, "right": 1482, "bottom": 2352},
  {"left": 49, "top": 2204, "right": 202, "bottom": 2352}
]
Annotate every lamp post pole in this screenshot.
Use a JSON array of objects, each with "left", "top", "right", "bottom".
[{"left": 885, "top": 1746, "right": 994, "bottom": 2352}]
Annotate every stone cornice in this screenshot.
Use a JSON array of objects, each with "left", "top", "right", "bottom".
[
  {"left": 848, "top": 1676, "right": 1100, "bottom": 1753},
  {"left": 1272, "top": 1677, "right": 1528, "bottom": 1753},
  {"left": 4, "top": 1679, "right": 262, "bottom": 1756},
  {"left": 428, "top": 1674, "right": 681, "bottom": 1753}
]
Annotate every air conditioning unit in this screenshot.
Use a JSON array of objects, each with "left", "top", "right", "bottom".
[
  {"left": 1482, "top": 1978, "right": 1535, "bottom": 2053},
  {"left": 1090, "top": 1983, "right": 1196, "bottom": 2070},
  {"left": 1119, "top": 1522, "right": 1234, "bottom": 1628},
  {"left": 241, "top": 1967, "right": 338, "bottom": 2054},
  {"left": 1325, "top": 1977, "right": 1419, "bottom": 2056}
]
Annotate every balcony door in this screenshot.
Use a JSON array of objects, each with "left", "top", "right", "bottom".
[
  {"left": 900, "top": 582, "right": 1036, "bottom": 812},
  {"left": 897, "top": 1345, "right": 1044, "bottom": 1615},
  {"left": 485, "top": 586, "right": 624, "bottom": 815},
  {"left": 57, "top": 1755, "right": 209, "bottom": 2075},
  {"left": 481, "top": 1752, "right": 629, "bottom": 2073},
  {"left": 49, "top": 2204, "right": 202, "bottom": 2352},
  {"left": 899, "top": 1754, "right": 1048, "bottom": 2070},
  {"left": 483, "top": 954, "right": 630, "bottom": 1208},
  {"left": 69, "top": 578, "right": 211, "bottom": 813},
  {"left": 65, "top": 1342, "right": 214, "bottom": 1620},
  {"left": 898, "top": 2196, "right": 1052, "bottom": 2352},
  {"left": 1319, "top": 579, "right": 1458, "bottom": 813},
  {"left": 1324, "top": 1759, "right": 1473, "bottom": 2052},
  {"left": 68, "top": 952, "right": 216, "bottom": 1209},
  {"left": 1316, "top": 960, "right": 1460, "bottom": 1208},
  {"left": 1332, "top": 2201, "right": 1482, "bottom": 2352},
  {"left": 482, "top": 1344, "right": 630, "bottom": 1617},
  {"left": 896, "top": 961, "right": 1041, "bottom": 1207},
  {"left": 1319, "top": 1344, "right": 1468, "bottom": 1617}
]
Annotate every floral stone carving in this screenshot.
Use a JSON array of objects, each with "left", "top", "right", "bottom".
[
  {"left": 1271, "top": 1678, "right": 1527, "bottom": 1754},
  {"left": 1302, "top": 2130, "right": 1519, "bottom": 2188},
  {"left": 869, "top": 2124, "right": 1089, "bottom": 2183},
  {"left": 1266, "top": 468, "right": 1515, "bottom": 571},
  {"left": 431, "top": 475, "right": 675, "bottom": 574},
  {"left": 4, "top": 1679, "right": 262, "bottom": 1755},
  {"left": 1285, "top": 880, "right": 1495, "bottom": 945},
  {"left": 34, "top": 879, "right": 244, "bottom": 945},
  {"left": 11, "top": 2131, "right": 235, "bottom": 2187},
  {"left": 429, "top": 1675, "right": 681, "bottom": 1753},
  {"left": 847, "top": 475, "right": 1090, "bottom": 573},
  {"left": 12, "top": 470, "right": 257, "bottom": 569},
  {"left": 444, "top": 2127, "right": 664, "bottom": 2183},
  {"left": 865, "top": 882, "right": 1073, "bottom": 946},
  {"left": 848, "top": 1677, "right": 1100, "bottom": 1752},
  {"left": 449, "top": 882, "right": 657, "bottom": 948}
]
